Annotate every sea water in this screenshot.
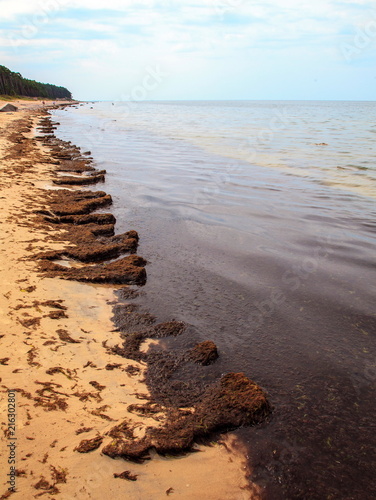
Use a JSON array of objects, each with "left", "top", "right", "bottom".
[{"left": 52, "top": 100, "right": 376, "bottom": 499}]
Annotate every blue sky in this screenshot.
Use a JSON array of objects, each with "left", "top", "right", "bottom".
[{"left": 0, "top": 0, "right": 375, "bottom": 101}]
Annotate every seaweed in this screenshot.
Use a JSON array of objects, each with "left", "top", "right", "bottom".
[
  {"left": 40, "top": 255, "right": 147, "bottom": 285},
  {"left": 113, "top": 471, "right": 138, "bottom": 481},
  {"left": 102, "top": 372, "right": 270, "bottom": 460},
  {"left": 190, "top": 341, "right": 219, "bottom": 366},
  {"left": 74, "top": 435, "right": 103, "bottom": 453},
  {"left": 57, "top": 329, "right": 80, "bottom": 344}
]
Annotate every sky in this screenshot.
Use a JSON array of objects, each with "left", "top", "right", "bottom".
[{"left": 0, "top": 0, "right": 375, "bottom": 101}]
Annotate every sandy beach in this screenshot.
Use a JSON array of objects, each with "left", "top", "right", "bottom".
[{"left": 0, "top": 101, "right": 267, "bottom": 500}]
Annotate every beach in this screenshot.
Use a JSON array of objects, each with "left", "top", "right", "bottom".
[
  {"left": 0, "top": 102, "right": 268, "bottom": 499},
  {"left": 1, "top": 0, "right": 375, "bottom": 497},
  {"left": 1, "top": 99, "right": 375, "bottom": 500}
]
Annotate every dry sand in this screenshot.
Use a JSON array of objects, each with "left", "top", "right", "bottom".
[{"left": 0, "top": 101, "right": 263, "bottom": 499}]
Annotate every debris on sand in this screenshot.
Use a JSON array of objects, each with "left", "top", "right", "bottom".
[
  {"left": 0, "top": 103, "right": 18, "bottom": 112},
  {"left": 102, "top": 372, "right": 270, "bottom": 460},
  {"left": 74, "top": 435, "right": 103, "bottom": 453},
  {"left": 113, "top": 471, "right": 138, "bottom": 481}
]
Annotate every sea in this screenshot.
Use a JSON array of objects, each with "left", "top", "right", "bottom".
[{"left": 51, "top": 100, "right": 376, "bottom": 500}]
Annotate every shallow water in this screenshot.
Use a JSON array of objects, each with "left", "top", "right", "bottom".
[{"left": 52, "top": 101, "right": 376, "bottom": 499}]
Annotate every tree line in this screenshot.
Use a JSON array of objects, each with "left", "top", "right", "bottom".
[{"left": 0, "top": 65, "right": 72, "bottom": 99}]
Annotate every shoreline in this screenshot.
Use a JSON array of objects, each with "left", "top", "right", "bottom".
[{"left": 0, "top": 102, "right": 267, "bottom": 499}]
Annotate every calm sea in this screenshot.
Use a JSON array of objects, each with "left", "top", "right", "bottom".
[{"left": 52, "top": 101, "right": 376, "bottom": 500}]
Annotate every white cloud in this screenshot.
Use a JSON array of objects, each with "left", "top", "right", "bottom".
[
  {"left": 0, "top": 0, "right": 73, "bottom": 21},
  {"left": 1, "top": 0, "right": 375, "bottom": 100}
]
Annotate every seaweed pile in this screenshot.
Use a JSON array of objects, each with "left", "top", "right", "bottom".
[
  {"left": 35, "top": 109, "right": 271, "bottom": 464},
  {"left": 35, "top": 115, "right": 146, "bottom": 285}
]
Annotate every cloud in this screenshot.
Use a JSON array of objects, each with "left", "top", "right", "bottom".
[{"left": 0, "top": 0, "right": 375, "bottom": 100}]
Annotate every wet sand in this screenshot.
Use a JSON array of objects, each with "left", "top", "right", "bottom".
[{"left": 0, "top": 102, "right": 267, "bottom": 499}]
